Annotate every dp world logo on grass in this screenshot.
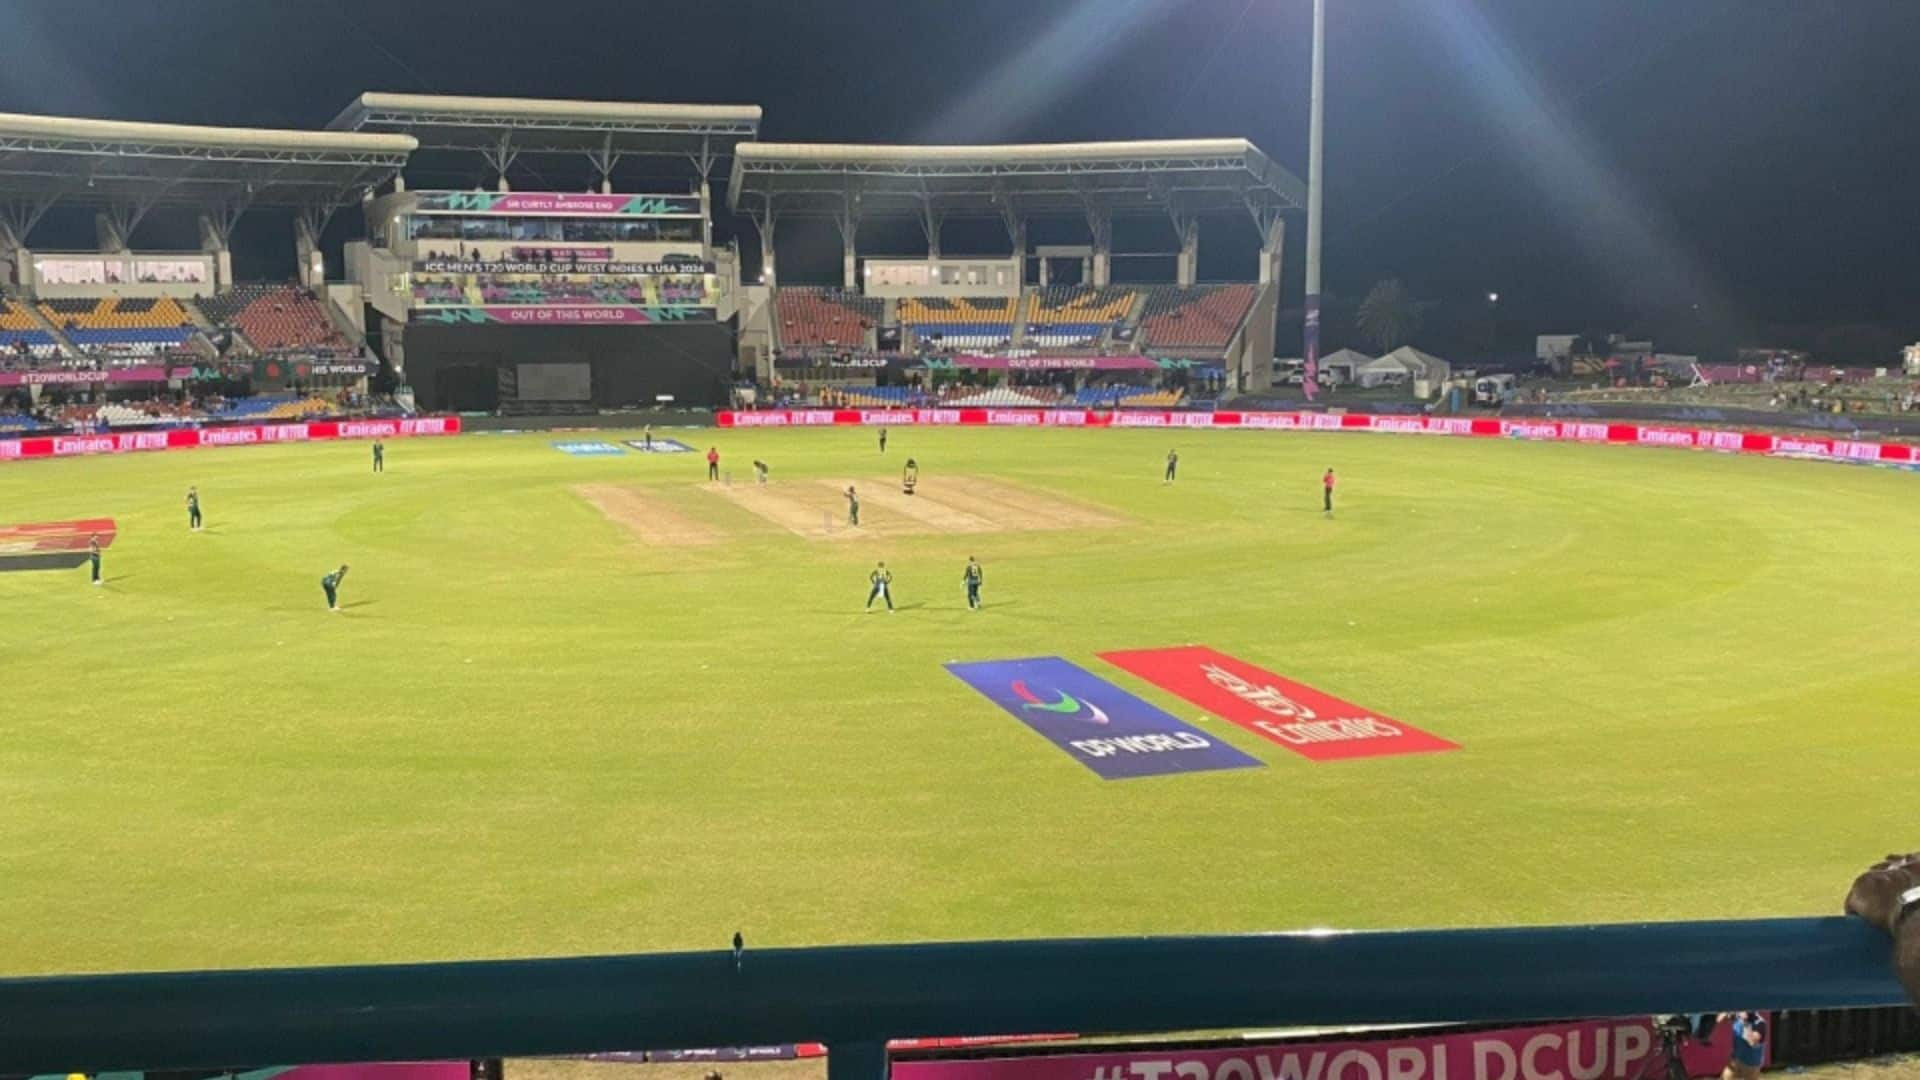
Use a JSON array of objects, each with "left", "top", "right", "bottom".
[
  {"left": 1012, "top": 679, "right": 1110, "bottom": 724},
  {"left": 946, "top": 656, "right": 1262, "bottom": 780},
  {"left": 552, "top": 441, "right": 626, "bottom": 456}
]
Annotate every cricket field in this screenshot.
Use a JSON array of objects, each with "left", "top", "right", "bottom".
[{"left": 1, "top": 425, "right": 1914, "bottom": 975}]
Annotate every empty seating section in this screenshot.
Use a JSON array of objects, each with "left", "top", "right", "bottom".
[
  {"left": 0, "top": 298, "right": 59, "bottom": 358},
  {"left": 837, "top": 386, "right": 914, "bottom": 407},
  {"left": 208, "top": 395, "right": 337, "bottom": 421},
  {"left": 197, "top": 284, "right": 349, "bottom": 352},
  {"left": 1118, "top": 387, "right": 1183, "bottom": 407},
  {"left": 899, "top": 297, "right": 1014, "bottom": 351},
  {"left": 40, "top": 296, "right": 195, "bottom": 355},
  {"left": 1072, "top": 386, "right": 1186, "bottom": 408},
  {"left": 1023, "top": 286, "right": 1135, "bottom": 347},
  {"left": 776, "top": 288, "right": 882, "bottom": 349},
  {"left": 942, "top": 386, "right": 1061, "bottom": 407},
  {"left": 1137, "top": 285, "right": 1257, "bottom": 352}
]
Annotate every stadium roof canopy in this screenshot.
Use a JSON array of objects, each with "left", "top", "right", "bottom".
[
  {"left": 728, "top": 139, "right": 1305, "bottom": 221},
  {"left": 0, "top": 112, "right": 418, "bottom": 209},
  {"left": 328, "top": 93, "right": 763, "bottom": 179}
]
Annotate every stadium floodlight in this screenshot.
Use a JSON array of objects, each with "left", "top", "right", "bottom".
[
  {"left": 1487, "top": 291, "right": 1500, "bottom": 304},
  {"left": 1303, "top": 0, "right": 1326, "bottom": 402}
]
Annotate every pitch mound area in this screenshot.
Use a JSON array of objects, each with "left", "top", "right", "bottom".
[
  {"left": 574, "top": 484, "right": 721, "bottom": 546},
  {"left": 707, "top": 474, "right": 1120, "bottom": 540}
]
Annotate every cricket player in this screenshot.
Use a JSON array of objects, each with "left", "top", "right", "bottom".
[
  {"left": 879, "top": 426, "right": 888, "bottom": 453},
  {"left": 846, "top": 485, "right": 861, "bottom": 526},
  {"left": 372, "top": 440, "right": 385, "bottom": 473},
  {"left": 963, "top": 555, "right": 984, "bottom": 610},
  {"left": 902, "top": 457, "right": 919, "bottom": 495},
  {"left": 321, "top": 564, "right": 350, "bottom": 612},
  {"left": 867, "top": 561, "right": 894, "bottom": 612},
  {"left": 707, "top": 446, "right": 720, "bottom": 481},
  {"left": 186, "top": 486, "right": 203, "bottom": 531},
  {"left": 1164, "top": 449, "right": 1178, "bottom": 484},
  {"left": 643, "top": 425, "right": 653, "bottom": 451},
  {"left": 88, "top": 533, "right": 102, "bottom": 586},
  {"left": 753, "top": 459, "right": 769, "bottom": 484},
  {"left": 1323, "top": 467, "right": 1337, "bottom": 515}
]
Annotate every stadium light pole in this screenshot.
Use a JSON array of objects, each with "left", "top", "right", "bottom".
[{"left": 1302, "top": 0, "right": 1326, "bottom": 403}]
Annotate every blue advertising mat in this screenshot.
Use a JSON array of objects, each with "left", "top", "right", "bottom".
[
  {"left": 945, "top": 656, "right": 1263, "bottom": 780},
  {"left": 552, "top": 441, "right": 627, "bottom": 456},
  {"left": 624, "top": 438, "right": 695, "bottom": 453}
]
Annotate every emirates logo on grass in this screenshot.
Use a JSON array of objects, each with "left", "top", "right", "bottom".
[{"left": 1100, "top": 646, "right": 1459, "bottom": 762}]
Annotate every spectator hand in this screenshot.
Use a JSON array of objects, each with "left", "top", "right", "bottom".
[{"left": 1845, "top": 852, "right": 1920, "bottom": 934}]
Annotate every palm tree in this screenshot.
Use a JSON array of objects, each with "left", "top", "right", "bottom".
[{"left": 1356, "top": 278, "right": 1424, "bottom": 353}]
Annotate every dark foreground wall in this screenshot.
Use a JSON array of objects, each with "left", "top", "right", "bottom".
[
  {"left": 459, "top": 410, "right": 715, "bottom": 432},
  {"left": 403, "top": 323, "right": 736, "bottom": 412}
]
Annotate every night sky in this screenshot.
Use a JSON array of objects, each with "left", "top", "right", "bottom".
[{"left": 1, "top": 0, "right": 1915, "bottom": 360}]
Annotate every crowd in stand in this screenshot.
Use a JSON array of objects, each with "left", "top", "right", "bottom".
[
  {"left": 414, "top": 272, "right": 711, "bottom": 308},
  {"left": 0, "top": 384, "right": 406, "bottom": 436}
]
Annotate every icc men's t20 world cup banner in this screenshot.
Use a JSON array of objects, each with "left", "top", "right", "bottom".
[{"left": 412, "top": 191, "right": 702, "bottom": 217}]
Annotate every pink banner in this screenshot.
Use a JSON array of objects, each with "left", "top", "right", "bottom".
[
  {"left": 955, "top": 356, "right": 1160, "bottom": 371},
  {"left": 0, "top": 416, "right": 460, "bottom": 464},
  {"left": 481, "top": 306, "right": 671, "bottom": 325},
  {"left": 716, "top": 409, "right": 1920, "bottom": 468},
  {"left": 891, "top": 1016, "right": 1765, "bottom": 1080},
  {"left": 0, "top": 365, "right": 183, "bottom": 387}
]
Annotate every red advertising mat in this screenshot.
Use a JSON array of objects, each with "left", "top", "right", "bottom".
[
  {"left": 0, "top": 517, "right": 116, "bottom": 571},
  {"left": 1100, "top": 646, "right": 1458, "bottom": 762}
]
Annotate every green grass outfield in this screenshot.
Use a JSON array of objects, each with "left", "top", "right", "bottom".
[{"left": 1, "top": 425, "right": 1915, "bottom": 976}]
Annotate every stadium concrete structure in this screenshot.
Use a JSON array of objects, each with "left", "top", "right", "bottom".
[{"left": 0, "top": 93, "right": 1304, "bottom": 416}]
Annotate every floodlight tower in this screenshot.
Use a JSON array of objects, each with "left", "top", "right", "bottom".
[{"left": 1302, "top": 0, "right": 1326, "bottom": 402}]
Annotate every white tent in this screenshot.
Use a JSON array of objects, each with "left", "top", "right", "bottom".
[
  {"left": 1372, "top": 345, "right": 1452, "bottom": 385},
  {"left": 1318, "top": 348, "right": 1373, "bottom": 385},
  {"left": 1354, "top": 355, "right": 1412, "bottom": 388}
]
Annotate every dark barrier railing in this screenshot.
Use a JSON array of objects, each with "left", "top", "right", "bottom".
[
  {"left": 1774, "top": 1005, "right": 1920, "bottom": 1066},
  {"left": 0, "top": 918, "right": 1905, "bottom": 1079}
]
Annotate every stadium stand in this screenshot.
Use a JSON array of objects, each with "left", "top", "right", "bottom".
[
  {"left": 197, "top": 285, "right": 350, "bottom": 353},
  {"left": 1137, "top": 285, "right": 1257, "bottom": 352},
  {"left": 39, "top": 296, "right": 197, "bottom": 356},
  {"left": 776, "top": 287, "right": 883, "bottom": 349},
  {"left": 1068, "top": 385, "right": 1186, "bottom": 408},
  {"left": 1023, "top": 286, "right": 1136, "bottom": 348},
  {"left": 899, "top": 296, "right": 1015, "bottom": 351},
  {"left": 941, "top": 386, "right": 1062, "bottom": 407},
  {"left": 180, "top": 394, "right": 337, "bottom": 421},
  {"left": 410, "top": 273, "right": 710, "bottom": 309},
  {"left": 837, "top": 386, "right": 914, "bottom": 407},
  {"left": 0, "top": 298, "right": 61, "bottom": 359}
]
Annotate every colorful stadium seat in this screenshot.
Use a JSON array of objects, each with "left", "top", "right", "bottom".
[
  {"left": 1023, "top": 286, "right": 1137, "bottom": 346},
  {"left": 1137, "top": 285, "right": 1257, "bottom": 353},
  {"left": 0, "top": 298, "right": 60, "bottom": 359},
  {"left": 776, "top": 287, "right": 883, "bottom": 349},
  {"left": 197, "top": 285, "right": 350, "bottom": 352},
  {"left": 899, "top": 296, "right": 1015, "bottom": 351},
  {"left": 38, "top": 296, "right": 196, "bottom": 356}
]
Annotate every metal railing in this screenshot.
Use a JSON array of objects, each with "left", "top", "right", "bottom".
[{"left": 0, "top": 917, "right": 1905, "bottom": 1079}]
